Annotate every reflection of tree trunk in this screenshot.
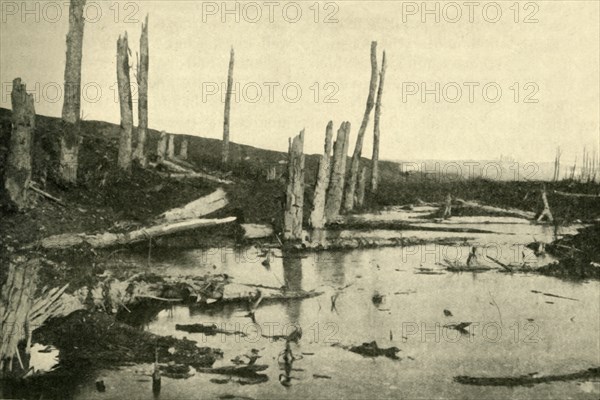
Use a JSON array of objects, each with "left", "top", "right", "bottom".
[
  {"left": 284, "top": 131, "right": 305, "bottom": 241},
  {"left": 282, "top": 255, "right": 302, "bottom": 322},
  {"left": 59, "top": 0, "right": 86, "bottom": 183},
  {"left": 371, "top": 51, "right": 386, "bottom": 192},
  {"left": 117, "top": 32, "right": 133, "bottom": 173},
  {"left": 5, "top": 79, "right": 34, "bottom": 210},
  {"left": 222, "top": 48, "right": 234, "bottom": 165},
  {"left": 325, "top": 122, "right": 351, "bottom": 221},
  {"left": 309, "top": 121, "right": 333, "bottom": 229},
  {"left": 133, "top": 15, "right": 149, "bottom": 166},
  {"left": 0, "top": 258, "right": 40, "bottom": 374},
  {"left": 344, "top": 41, "right": 378, "bottom": 212}
]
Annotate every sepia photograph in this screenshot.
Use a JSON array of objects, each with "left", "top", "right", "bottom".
[{"left": 0, "top": 1, "right": 599, "bottom": 399}]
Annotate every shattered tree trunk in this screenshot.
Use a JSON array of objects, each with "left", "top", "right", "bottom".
[
  {"left": 537, "top": 189, "right": 554, "bottom": 222},
  {"left": 4, "top": 79, "right": 35, "bottom": 210},
  {"left": 179, "top": 137, "right": 189, "bottom": 160},
  {"left": 117, "top": 32, "right": 133, "bottom": 173},
  {"left": 59, "top": 0, "right": 86, "bottom": 183},
  {"left": 222, "top": 47, "right": 234, "bottom": 165},
  {"left": 309, "top": 121, "right": 333, "bottom": 229},
  {"left": 0, "top": 258, "right": 40, "bottom": 374},
  {"left": 157, "top": 131, "right": 168, "bottom": 161},
  {"left": 356, "top": 167, "right": 367, "bottom": 207},
  {"left": 133, "top": 15, "right": 149, "bottom": 166},
  {"left": 344, "top": 41, "right": 378, "bottom": 212},
  {"left": 325, "top": 122, "right": 351, "bottom": 221},
  {"left": 284, "top": 130, "right": 305, "bottom": 240},
  {"left": 167, "top": 134, "right": 175, "bottom": 159},
  {"left": 371, "top": 50, "right": 387, "bottom": 192}
]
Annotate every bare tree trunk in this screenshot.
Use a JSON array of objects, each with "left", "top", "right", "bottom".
[
  {"left": 157, "top": 131, "right": 167, "bottom": 161},
  {"left": 4, "top": 79, "right": 34, "bottom": 210},
  {"left": 222, "top": 47, "right": 234, "bottom": 165},
  {"left": 117, "top": 32, "right": 133, "bottom": 173},
  {"left": 59, "top": 0, "right": 86, "bottom": 183},
  {"left": 309, "top": 121, "right": 333, "bottom": 229},
  {"left": 371, "top": 50, "right": 387, "bottom": 192},
  {"left": 284, "top": 130, "right": 305, "bottom": 240},
  {"left": 344, "top": 41, "right": 378, "bottom": 212},
  {"left": 325, "top": 122, "right": 351, "bottom": 221},
  {"left": 356, "top": 166, "right": 367, "bottom": 208},
  {"left": 1, "top": 258, "right": 40, "bottom": 374},
  {"left": 179, "top": 137, "right": 189, "bottom": 160},
  {"left": 133, "top": 15, "right": 149, "bottom": 166},
  {"left": 167, "top": 134, "right": 175, "bottom": 159}
]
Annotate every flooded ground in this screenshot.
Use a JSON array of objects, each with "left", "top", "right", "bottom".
[
  {"left": 10, "top": 217, "right": 599, "bottom": 399},
  {"left": 50, "top": 218, "right": 596, "bottom": 400}
]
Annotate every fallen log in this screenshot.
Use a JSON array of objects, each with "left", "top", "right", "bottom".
[
  {"left": 24, "top": 216, "right": 237, "bottom": 250},
  {"left": 156, "top": 188, "right": 228, "bottom": 222},
  {"left": 553, "top": 190, "right": 600, "bottom": 198},
  {"left": 240, "top": 223, "right": 274, "bottom": 239},
  {"left": 454, "top": 198, "right": 535, "bottom": 219},
  {"left": 156, "top": 171, "right": 234, "bottom": 185},
  {"left": 454, "top": 367, "right": 600, "bottom": 387}
]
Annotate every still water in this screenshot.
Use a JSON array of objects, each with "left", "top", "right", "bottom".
[{"left": 67, "top": 225, "right": 599, "bottom": 400}]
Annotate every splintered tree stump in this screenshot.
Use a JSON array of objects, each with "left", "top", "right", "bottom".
[
  {"left": 284, "top": 130, "right": 305, "bottom": 240},
  {"left": 167, "top": 134, "right": 175, "bottom": 159},
  {"left": 222, "top": 47, "right": 234, "bottom": 165},
  {"left": 537, "top": 189, "right": 554, "bottom": 222},
  {"left": 356, "top": 166, "right": 367, "bottom": 208},
  {"left": 309, "top": 121, "right": 333, "bottom": 229},
  {"left": 371, "top": 50, "right": 387, "bottom": 192},
  {"left": 0, "top": 258, "right": 40, "bottom": 374},
  {"left": 157, "top": 131, "right": 168, "bottom": 161},
  {"left": 344, "top": 41, "right": 378, "bottom": 212},
  {"left": 59, "top": 0, "right": 86, "bottom": 184},
  {"left": 117, "top": 32, "right": 133, "bottom": 172},
  {"left": 5, "top": 78, "right": 35, "bottom": 210},
  {"left": 325, "top": 122, "right": 351, "bottom": 221},
  {"left": 179, "top": 137, "right": 189, "bottom": 160},
  {"left": 133, "top": 15, "right": 149, "bottom": 166}
]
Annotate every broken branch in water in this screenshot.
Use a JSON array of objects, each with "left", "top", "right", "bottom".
[{"left": 455, "top": 367, "right": 600, "bottom": 387}]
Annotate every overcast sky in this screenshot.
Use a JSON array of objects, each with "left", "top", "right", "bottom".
[{"left": 1, "top": 0, "right": 599, "bottom": 165}]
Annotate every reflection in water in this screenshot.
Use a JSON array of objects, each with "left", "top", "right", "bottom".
[{"left": 282, "top": 254, "right": 303, "bottom": 323}]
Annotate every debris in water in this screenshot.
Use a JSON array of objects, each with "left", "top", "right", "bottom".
[
  {"left": 443, "top": 322, "right": 472, "bottom": 335},
  {"left": 454, "top": 367, "right": 600, "bottom": 387},
  {"left": 443, "top": 309, "right": 453, "bottom": 317},
  {"left": 333, "top": 341, "right": 401, "bottom": 360},
  {"left": 372, "top": 291, "right": 385, "bottom": 306},
  {"left": 530, "top": 290, "right": 579, "bottom": 301},
  {"left": 313, "top": 374, "right": 332, "bottom": 379}
]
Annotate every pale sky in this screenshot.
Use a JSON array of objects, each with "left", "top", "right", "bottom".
[{"left": 1, "top": 0, "right": 599, "bottom": 165}]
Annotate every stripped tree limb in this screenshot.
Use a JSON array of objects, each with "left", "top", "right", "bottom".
[
  {"left": 28, "top": 182, "right": 66, "bottom": 207},
  {"left": 156, "top": 188, "right": 228, "bottom": 222},
  {"left": 553, "top": 190, "right": 600, "bottom": 198},
  {"left": 24, "top": 217, "right": 237, "bottom": 250},
  {"left": 454, "top": 198, "right": 536, "bottom": 219}
]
